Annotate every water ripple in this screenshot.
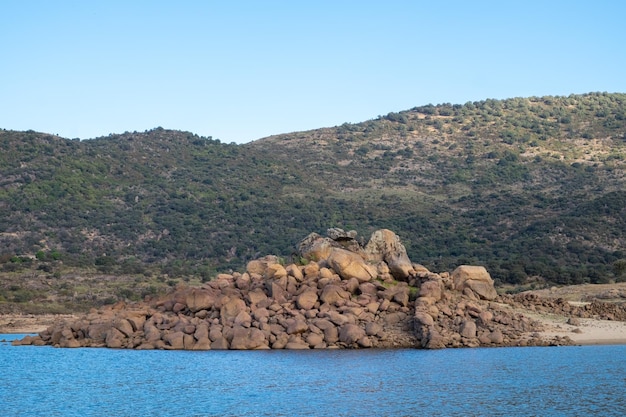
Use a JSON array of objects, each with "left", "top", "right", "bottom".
[{"left": 2, "top": 335, "right": 626, "bottom": 416}]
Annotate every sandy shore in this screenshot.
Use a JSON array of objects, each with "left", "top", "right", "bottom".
[
  {"left": 531, "top": 313, "right": 626, "bottom": 345},
  {"left": 0, "top": 314, "right": 78, "bottom": 334}
]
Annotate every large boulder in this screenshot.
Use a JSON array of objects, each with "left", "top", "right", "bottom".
[
  {"left": 320, "top": 285, "right": 350, "bottom": 306},
  {"left": 247, "top": 288, "right": 268, "bottom": 306},
  {"left": 163, "top": 331, "right": 185, "bottom": 349},
  {"left": 113, "top": 318, "right": 135, "bottom": 337},
  {"left": 265, "top": 263, "right": 288, "bottom": 280},
  {"left": 418, "top": 279, "right": 444, "bottom": 301},
  {"left": 327, "top": 248, "right": 376, "bottom": 282},
  {"left": 186, "top": 288, "right": 218, "bottom": 312},
  {"left": 230, "top": 326, "right": 268, "bottom": 350},
  {"left": 220, "top": 298, "right": 247, "bottom": 326},
  {"left": 452, "top": 265, "right": 498, "bottom": 301},
  {"left": 298, "top": 233, "right": 334, "bottom": 262},
  {"left": 364, "top": 229, "right": 414, "bottom": 280},
  {"left": 460, "top": 319, "right": 477, "bottom": 339},
  {"left": 338, "top": 324, "right": 366, "bottom": 345},
  {"left": 326, "top": 228, "right": 363, "bottom": 253},
  {"left": 296, "top": 288, "right": 319, "bottom": 310},
  {"left": 246, "top": 255, "right": 280, "bottom": 276}
]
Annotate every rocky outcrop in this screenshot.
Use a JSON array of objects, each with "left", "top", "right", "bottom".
[
  {"left": 299, "top": 228, "right": 413, "bottom": 281},
  {"left": 406, "top": 268, "right": 570, "bottom": 349},
  {"left": 14, "top": 228, "right": 579, "bottom": 350}
]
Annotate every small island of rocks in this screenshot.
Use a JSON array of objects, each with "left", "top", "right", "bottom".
[{"left": 14, "top": 229, "right": 626, "bottom": 350}]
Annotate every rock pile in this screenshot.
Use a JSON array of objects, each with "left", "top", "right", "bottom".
[
  {"left": 508, "top": 293, "right": 626, "bottom": 321},
  {"left": 410, "top": 266, "right": 566, "bottom": 348},
  {"left": 14, "top": 229, "right": 574, "bottom": 350}
]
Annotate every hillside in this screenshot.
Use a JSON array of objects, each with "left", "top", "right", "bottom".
[
  {"left": 250, "top": 93, "right": 626, "bottom": 284},
  {"left": 1, "top": 93, "right": 625, "bottom": 311}
]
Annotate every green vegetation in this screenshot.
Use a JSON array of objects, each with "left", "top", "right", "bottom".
[
  {"left": 0, "top": 267, "right": 172, "bottom": 314},
  {"left": 1, "top": 93, "right": 625, "bottom": 309}
]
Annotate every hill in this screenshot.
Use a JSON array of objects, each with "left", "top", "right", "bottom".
[{"left": 1, "top": 92, "right": 625, "bottom": 311}]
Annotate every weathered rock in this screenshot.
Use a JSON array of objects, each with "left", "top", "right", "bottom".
[
  {"left": 193, "top": 338, "right": 212, "bottom": 350},
  {"left": 211, "top": 337, "right": 229, "bottom": 350},
  {"left": 365, "top": 322, "right": 384, "bottom": 337},
  {"left": 490, "top": 329, "right": 504, "bottom": 344},
  {"left": 359, "top": 282, "right": 378, "bottom": 296},
  {"left": 318, "top": 267, "right": 335, "bottom": 280},
  {"left": 392, "top": 285, "right": 410, "bottom": 307},
  {"left": 186, "top": 288, "right": 218, "bottom": 312},
  {"left": 208, "top": 325, "right": 223, "bottom": 342},
  {"left": 246, "top": 255, "right": 279, "bottom": 276},
  {"left": 12, "top": 335, "right": 35, "bottom": 346},
  {"left": 296, "top": 289, "right": 319, "bottom": 310},
  {"left": 358, "top": 336, "right": 373, "bottom": 348},
  {"left": 364, "top": 229, "right": 414, "bottom": 280},
  {"left": 230, "top": 327, "right": 268, "bottom": 350},
  {"left": 384, "top": 311, "right": 407, "bottom": 326},
  {"left": 144, "top": 322, "right": 162, "bottom": 342},
  {"left": 88, "top": 320, "right": 113, "bottom": 343},
  {"left": 285, "top": 340, "right": 310, "bottom": 350},
  {"left": 326, "top": 227, "right": 358, "bottom": 241},
  {"left": 452, "top": 265, "right": 498, "bottom": 301},
  {"left": 113, "top": 318, "right": 134, "bottom": 337},
  {"left": 247, "top": 288, "right": 269, "bottom": 306},
  {"left": 479, "top": 311, "right": 494, "bottom": 324},
  {"left": 298, "top": 233, "right": 334, "bottom": 262},
  {"left": 252, "top": 308, "right": 270, "bottom": 322},
  {"left": 220, "top": 298, "right": 247, "bottom": 326},
  {"left": 234, "top": 311, "right": 252, "bottom": 328},
  {"left": 419, "top": 280, "right": 443, "bottom": 301},
  {"left": 286, "top": 264, "right": 304, "bottom": 281},
  {"left": 305, "top": 333, "right": 325, "bottom": 348},
  {"left": 323, "top": 326, "right": 339, "bottom": 344},
  {"left": 235, "top": 273, "right": 251, "bottom": 291},
  {"left": 415, "top": 311, "right": 435, "bottom": 327},
  {"left": 423, "top": 330, "right": 447, "bottom": 349},
  {"left": 460, "top": 319, "right": 477, "bottom": 339},
  {"left": 286, "top": 319, "right": 308, "bottom": 335},
  {"left": 105, "top": 328, "right": 126, "bottom": 348},
  {"left": 303, "top": 262, "right": 320, "bottom": 278},
  {"left": 325, "top": 310, "right": 351, "bottom": 326},
  {"left": 366, "top": 301, "right": 381, "bottom": 313},
  {"left": 339, "top": 324, "right": 366, "bottom": 345},
  {"left": 194, "top": 323, "right": 210, "bottom": 341},
  {"left": 267, "top": 282, "right": 289, "bottom": 304},
  {"left": 327, "top": 248, "right": 376, "bottom": 282},
  {"left": 344, "top": 277, "right": 361, "bottom": 294},
  {"left": 567, "top": 317, "right": 581, "bottom": 326},
  {"left": 320, "top": 285, "right": 349, "bottom": 306},
  {"left": 265, "top": 263, "right": 288, "bottom": 280},
  {"left": 172, "top": 302, "right": 186, "bottom": 313}
]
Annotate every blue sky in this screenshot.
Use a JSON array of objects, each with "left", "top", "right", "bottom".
[{"left": 1, "top": 1, "right": 625, "bottom": 143}]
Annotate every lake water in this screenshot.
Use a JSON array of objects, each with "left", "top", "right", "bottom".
[{"left": 1, "top": 334, "right": 625, "bottom": 416}]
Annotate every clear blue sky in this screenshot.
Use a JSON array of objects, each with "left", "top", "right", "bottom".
[{"left": 1, "top": 1, "right": 625, "bottom": 143}]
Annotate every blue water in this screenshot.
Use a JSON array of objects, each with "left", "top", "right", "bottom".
[{"left": 1, "top": 334, "right": 625, "bottom": 416}]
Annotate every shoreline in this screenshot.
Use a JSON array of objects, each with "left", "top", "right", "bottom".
[
  {"left": 536, "top": 316, "right": 626, "bottom": 346},
  {"left": 0, "top": 314, "right": 79, "bottom": 335},
  {"left": 4, "top": 313, "right": 626, "bottom": 347}
]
